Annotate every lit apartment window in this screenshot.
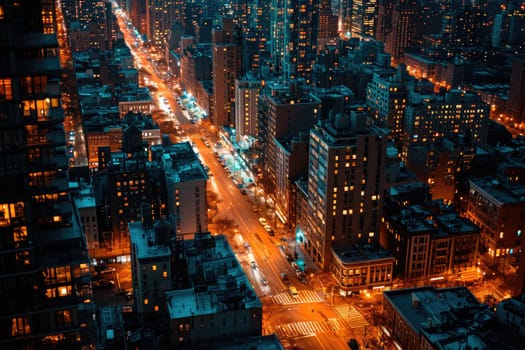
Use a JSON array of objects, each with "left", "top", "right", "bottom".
[
  {"left": 163, "top": 271, "right": 168, "bottom": 278},
  {"left": 11, "top": 317, "right": 31, "bottom": 336},
  {"left": 154, "top": 305, "right": 159, "bottom": 312},
  {"left": 152, "top": 265, "right": 157, "bottom": 271},
  {"left": 0, "top": 78, "right": 12, "bottom": 100},
  {"left": 144, "top": 298, "right": 149, "bottom": 305}
]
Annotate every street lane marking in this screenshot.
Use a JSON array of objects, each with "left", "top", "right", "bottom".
[
  {"left": 274, "top": 320, "right": 332, "bottom": 338},
  {"left": 272, "top": 290, "right": 324, "bottom": 305},
  {"left": 334, "top": 305, "right": 369, "bottom": 328}
]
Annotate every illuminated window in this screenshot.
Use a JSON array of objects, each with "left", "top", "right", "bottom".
[
  {"left": 163, "top": 271, "right": 168, "bottom": 278},
  {"left": 11, "top": 317, "right": 31, "bottom": 336},
  {"left": 152, "top": 265, "right": 157, "bottom": 271},
  {"left": 154, "top": 305, "right": 159, "bottom": 312},
  {"left": 144, "top": 298, "right": 149, "bottom": 305},
  {"left": 0, "top": 78, "right": 13, "bottom": 100},
  {"left": 56, "top": 309, "right": 72, "bottom": 327}
]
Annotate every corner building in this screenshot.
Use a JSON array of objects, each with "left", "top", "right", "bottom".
[{"left": 305, "top": 111, "right": 388, "bottom": 269}]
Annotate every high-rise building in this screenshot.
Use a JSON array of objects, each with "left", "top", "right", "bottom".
[
  {"left": 129, "top": 0, "right": 149, "bottom": 37},
  {"left": 212, "top": 18, "right": 244, "bottom": 128},
  {"left": 146, "top": 0, "right": 179, "bottom": 48},
  {"left": 305, "top": 111, "right": 388, "bottom": 269},
  {"left": 338, "top": 0, "right": 352, "bottom": 35},
  {"left": 154, "top": 143, "right": 209, "bottom": 240},
  {"left": 351, "top": 0, "right": 377, "bottom": 38},
  {"left": 507, "top": 56, "right": 525, "bottom": 124},
  {"left": 376, "top": 0, "right": 394, "bottom": 42},
  {"left": 0, "top": 1, "right": 95, "bottom": 348},
  {"left": 405, "top": 90, "right": 490, "bottom": 148},
  {"left": 492, "top": 4, "right": 525, "bottom": 49},
  {"left": 366, "top": 67, "right": 408, "bottom": 145},
  {"left": 258, "top": 80, "right": 320, "bottom": 202},
  {"left": 318, "top": 0, "right": 339, "bottom": 49},
  {"left": 386, "top": 0, "right": 421, "bottom": 64},
  {"left": 270, "top": 0, "right": 286, "bottom": 73},
  {"left": 183, "top": 2, "right": 202, "bottom": 38},
  {"left": 283, "top": 0, "right": 319, "bottom": 81},
  {"left": 235, "top": 73, "right": 261, "bottom": 140}
]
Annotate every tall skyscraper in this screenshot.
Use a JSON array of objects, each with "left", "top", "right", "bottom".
[
  {"left": 318, "top": 0, "right": 339, "bottom": 49},
  {"left": 305, "top": 112, "right": 388, "bottom": 268},
  {"left": 283, "top": 0, "right": 319, "bottom": 81},
  {"left": 270, "top": 0, "right": 286, "bottom": 73},
  {"left": 146, "top": 0, "right": 179, "bottom": 48},
  {"left": 376, "top": 0, "right": 394, "bottom": 42},
  {"left": 0, "top": 0, "right": 95, "bottom": 348},
  {"left": 386, "top": 0, "right": 421, "bottom": 64},
  {"left": 351, "top": 0, "right": 377, "bottom": 38},
  {"left": 258, "top": 80, "right": 320, "bottom": 201},
  {"left": 183, "top": 2, "right": 202, "bottom": 38},
  {"left": 338, "top": 0, "right": 352, "bottom": 35},
  {"left": 212, "top": 18, "right": 244, "bottom": 128}
]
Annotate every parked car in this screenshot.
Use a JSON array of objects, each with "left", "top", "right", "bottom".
[
  {"left": 258, "top": 217, "right": 267, "bottom": 225},
  {"left": 251, "top": 261, "right": 257, "bottom": 269}
]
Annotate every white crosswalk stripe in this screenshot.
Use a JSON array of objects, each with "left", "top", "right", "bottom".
[
  {"left": 328, "top": 318, "right": 343, "bottom": 332},
  {"left": 334, "top": 305, "right": 369, "bottom": 328},
  {"left": 272, "top": 290, "right": 324, "bottom": 305},
  {"left": 275, "top": 320, "right": 333, "bottom": 338}
]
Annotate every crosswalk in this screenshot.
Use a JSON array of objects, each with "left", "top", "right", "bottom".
[
  {"left": 334, "top": 305, "right": 369, "bottom": 328},
  {"left": 272, "top": 290, "right": 324, "bottom": 305},
  {"left": 274, "top": 320, "right": 334, "bottom": 338}
]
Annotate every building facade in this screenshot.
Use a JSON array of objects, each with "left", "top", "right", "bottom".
[
  {"left": 212, "top": 18, "right": 243, "bottom": 128},
  {"left": 0, "top": 1, "right": 95, "bottom": 347},
  {"left": 304, "top": 111, "right": 388, "bottom": 269},
  {"left": 166, "top": 235, "right": 262, "bottom": 347},
  {"left": 156, "top": 143, "right": 209, "bottom": 239},
  {"left": 465, "top": 177, "right": 525, "bottom": 268},
  {"left": 234, "top": 74, "right": 261, "bottom": 140}
]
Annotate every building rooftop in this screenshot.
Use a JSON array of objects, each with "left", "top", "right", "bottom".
[
  {"left": 332, "top": 244, "right": 392, "bottom": 264},
  {"left": 167, "top": 235, "right": 262, "bottom": 320},
  {"left": 129, "top": 221, "right": 171, "bottom": 261},
  {"left": 73, "top": 191, "right": 96, "bottom": 209},
  {"left": 384, "top": 286, "right": 490, "bottom": 348},
  {"left": 435, "top": 213, "right": 480, "bottom": 236},
  {"left": 156, "top": 142, "right": 208, "bottom": 183},
  {"left": 469, "top": 177, "right": 525, "bottom": 205}
]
